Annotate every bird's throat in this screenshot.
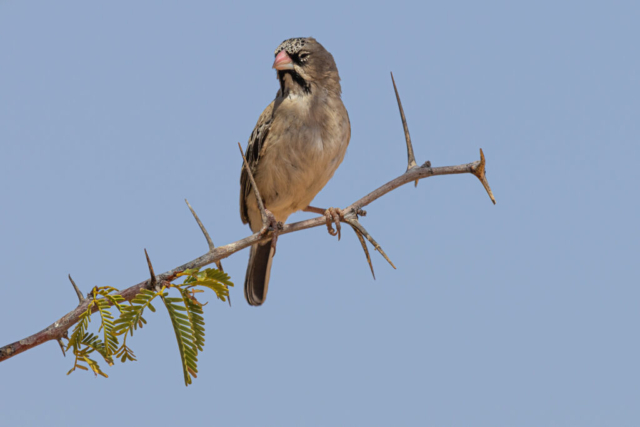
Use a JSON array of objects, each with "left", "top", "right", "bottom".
[{"left": 278, "top": 70, "right": 311, "bottom": 97}]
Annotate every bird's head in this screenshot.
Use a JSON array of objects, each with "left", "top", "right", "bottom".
[{"left": 272, "top": 37, "right": 341, "bottom": 96}]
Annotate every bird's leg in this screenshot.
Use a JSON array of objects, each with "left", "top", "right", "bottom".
[
  {"left": 302, "top": 206, "right": 325, "bottom": 215},
  {"left": 304, "top": 205, "right": 343, "bottom": 240},
  {"left": 260, "top": 208, "right": 283, "bottom": 255}
]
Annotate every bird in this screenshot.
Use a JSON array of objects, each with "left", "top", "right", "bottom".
[{"left": 240, "top": 37, "right": 351, "bottom": 306}]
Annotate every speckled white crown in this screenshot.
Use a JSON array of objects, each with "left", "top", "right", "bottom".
[{"left": 274, "top": 38, "right": 307, "bottom": 56}]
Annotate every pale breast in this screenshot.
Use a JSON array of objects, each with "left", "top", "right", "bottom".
[{"left": 253, "top": 94, "right": 350, "bottom": 224}]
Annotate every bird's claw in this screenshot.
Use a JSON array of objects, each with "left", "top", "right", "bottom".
[{"left": 324, "top": 207, "right": 343, "bottom": 240}]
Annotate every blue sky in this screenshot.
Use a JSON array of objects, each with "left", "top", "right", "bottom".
[{"left": 1, "top": 1, "right": 639, "bottom": 426}]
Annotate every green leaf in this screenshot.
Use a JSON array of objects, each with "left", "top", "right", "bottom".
[{"left": 162, "top": 289, "right": 205, "bottom": 387}]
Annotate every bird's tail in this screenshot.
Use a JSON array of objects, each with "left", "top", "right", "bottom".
[{"left": 244, "top": 242, "right": 274, "bottom": 306}]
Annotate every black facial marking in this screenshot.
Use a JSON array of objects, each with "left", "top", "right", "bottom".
[
  {"left": 278, "top": 70, "right": 311, "bottom": 95},
  {"left": 288, "top": 52, "right": 308, "bottom": 66},
  {"left": 290, "top": 71, "right": 311, "bottom": 94}
]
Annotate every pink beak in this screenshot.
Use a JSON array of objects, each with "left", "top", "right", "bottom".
[{"left": 272, "top": 50, "right": 294, "bottom": 70}]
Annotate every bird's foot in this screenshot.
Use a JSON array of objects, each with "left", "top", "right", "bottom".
[
  {"left": 259, "top": 208, "right": 283, "bottom": 255},
  {"left": 303, "top": 205, "right": 345, "bottom": 240},
  {"left": 324, "top": 207, "right": 344, "bottom": 240}
]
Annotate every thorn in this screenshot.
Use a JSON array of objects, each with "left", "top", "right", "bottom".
[
  {"left": 344, "top": 217, "right": 396, "bottom": 270},
  {"left": 391, "top": 72, "right": 419, "bottom": 187},
  {"left": 239, "top": 142, "right": 279, "bottom": 255},
  {"left": 68, "top": 274, "right": 85, "bottom": 304},
  {"left": 473, "top": 148, "right": 496, "bottom": 205},
  {"left": 349, "top": 224, "right": 375, "bottom": 279},
  {"left": 144, "top": 249, "right": 158, "bottom": 290},
  {"left": 57, "top": 338, "right": 66, "bottom": 357},
  {"left": 185, "top": 199, "right": 223, "bottom": 272},
  {"left": 238, "top": 142, "right": 270, "bottom": 229}
]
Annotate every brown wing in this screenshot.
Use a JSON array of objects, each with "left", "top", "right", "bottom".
[{"left": 240, "top": 101, "right": 275, "bottom": 224}]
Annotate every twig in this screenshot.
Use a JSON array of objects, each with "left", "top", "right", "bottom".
[
  {"left": 68, "top": 274, "right": 85, "bottom": 304},
  {"left": 391, "top": 72, "right": 419, "bottom": 187}
]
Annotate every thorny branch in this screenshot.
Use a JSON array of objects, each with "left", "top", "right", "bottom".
[{"left": 0, "top": 75, "right": 495, "bottom": 364}]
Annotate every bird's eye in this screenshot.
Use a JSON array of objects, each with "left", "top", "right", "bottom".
[{"left": 298, "top": 52, "right": 310, "bottom": 61}]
